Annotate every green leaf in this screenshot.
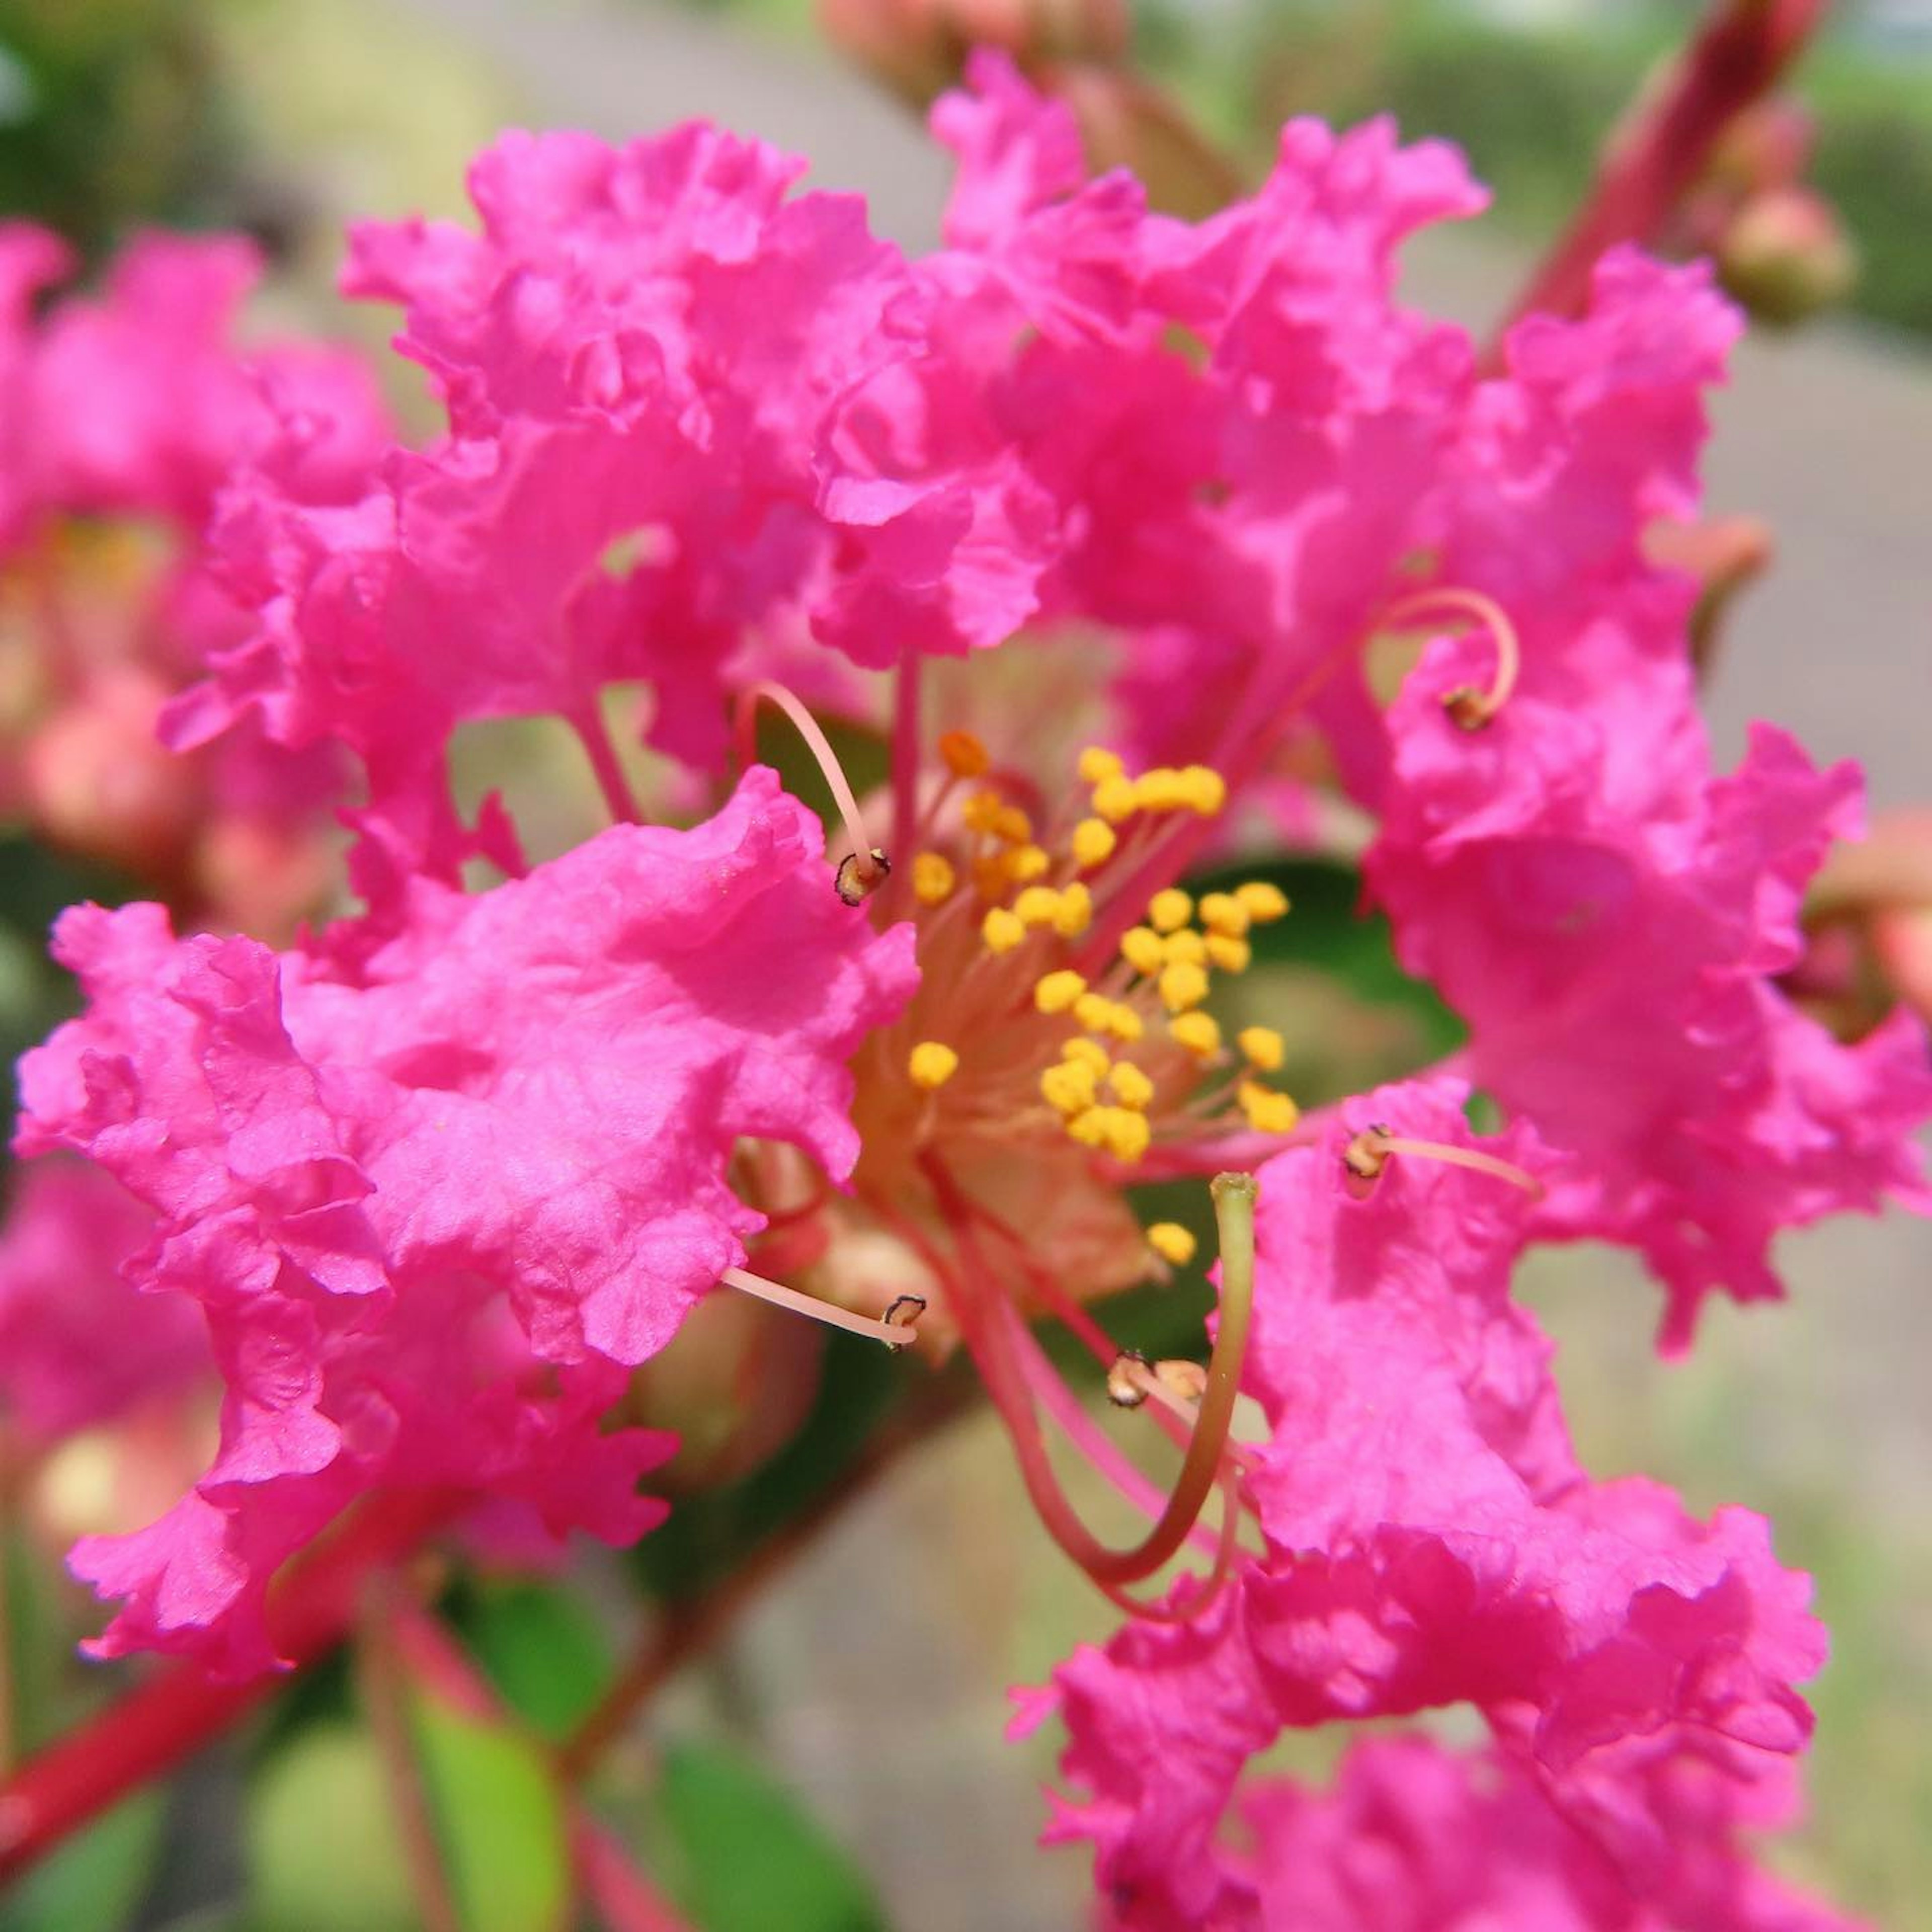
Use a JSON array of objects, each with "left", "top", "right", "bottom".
[
  {"left": 245, "top": 1727, "right": 416, "bottom": 1932},
  {"left": 409, "top": 1686, "right": 572, "bottom": 1932},
  {"left": 652, "top": 1739, "right": 886, "bottom": 1932},
  {"left": 457, "top": 1582, "right": 612, "bottom": 1743},
  {"left": 0, "top": 1790, "right": 162, "bottom": 1932}
]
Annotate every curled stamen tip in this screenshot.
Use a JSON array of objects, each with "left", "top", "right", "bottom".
[
  {"left": 834, "top": 847, "right": 892, "bottom": 906},
  {"left": 1343, "top": 1123, "right": 1394, "bottom": 1183},
  {"left": 1152, "top": 1359, "right": 1208, "bottom": 1404},
  {"left": 1106, "top": 1349, "right": 1152, "bottom": 1409},
  {"left": 1441, "top": 686, "right": 1495, "bottom": 731},
  {"left": 882, "top": 1293, "right": 927, "bottom": 1346}
]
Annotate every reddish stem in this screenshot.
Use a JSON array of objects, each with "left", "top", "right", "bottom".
[
  {"left": 0, "top": 1488, "right": 458, "bottom": 1885},
  {"left": 1495, "top": 0, "right": 1828, "bottom": 345}
]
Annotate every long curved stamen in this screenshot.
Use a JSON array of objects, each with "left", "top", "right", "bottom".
[
  {"left": 925, "top": 1157, "right": 1256, "bottom": 1589},
  {"left": 1384, "top": 588, "right": 1521, "bottom": 729},
  {"left": 735, "top": 681, "right": 884, "bottom": 894},
  {"left": 1094, "top": 1461, "right": 1247, "bottom": 1626},
  {"left": 1343, "top": 1124, "right": 1544, "bottom": 1197},
  {"left": 718, "top": 1265, "right": 921, "bottom": 1348}
]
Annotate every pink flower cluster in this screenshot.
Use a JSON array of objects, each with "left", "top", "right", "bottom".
[
  {"left": 6, "top": 50, "right": 1925, "bottom": 1924},
  {"left": 0, "top": 224, "right": 386, "bottom": 912},
  {"left": 1023, "top": 1080, "right": 1860, "bottom": 1928}
]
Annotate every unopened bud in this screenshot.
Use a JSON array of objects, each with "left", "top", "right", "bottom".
[
  {"left": 1717, "top": 187, "right": 1858, "bottom": 329},
  {"left": 819, "top": 0, "right": 1130, "bottom": 106}
]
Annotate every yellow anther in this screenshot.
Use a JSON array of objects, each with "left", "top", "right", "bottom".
[
  {"left": 1135, "top": 766, "right": 1187, "bottom": 813},
  {"left": 1147, "top": 1222, "right": 1196, "bottom": 1267},
  {"left": 938, "top": 729, "right": 991, "bottom": 778},
  {"left": 1074, "top": 991, "right": 1115, "bottom": 1035},
  {"left": 1235, "top": 880, "right": 1290, "bottom": 923},
  {"left": 1040, "top": 1060, "right": 1099, "bottom": 1117},
  {"left": 1077, "top": 746, "right": 1124, "bottom": 785},
  {"left": 1091, "top": 772, "right": 1139, "bottom": 824},
  {"left": 1066, "top": 1106, "right": 1110, "bottom": 1149},
  {"left": 1158, "top": 961, "right": 1210, "bottom": 1013},
  {"left": 1003, "top": 843, "right": 1051, "bottom": 883},
  {"left": 1071, "top": 818, "right": 1117, "bottom": 870},
  {"left": 1061, "top": 1036, "right": 1109, "bottom": 1075},
  {"left": 1053, "top": 882, "right": 1093, "bottom": 938},
  {"left": 1119, "top": 926, "right": 1165, "bottom": 979},
  {"left": 1197, "top": 892, "right": 1250, "bottom": 937},
  {"left": 908, "top": 1041, "right": 960, "bottom": 1091},
  {"left": 1170, "top": 1011, "right": 1222, "bottom": 1057},
  {"left": 992, "top": 804, "right": 1034, "bottom": 846},
  {"left": 1239, "top": 1082, "right": 1300, "bottom": 1135},
  {"left": 1014, "top": 884, "right": 1061, "bottom": 927},
  {"left": 962, "top": 788, "right": 1006, "bottom": 835},
  {"left": 1205, "top": 933, "right": 1252, "bottom": 974},
  {"left": 912, "top": 852, "right": 956, "bottom": 906},
  {"left": 1163, "top": 929, "right": 1208, "bottom": 968},
  {"left": 1179, "top": 765, "right": 1227, "bottom": 815},
  {"left": 1034, "top": 969, "right": 1088, "bottom": 1015},
  {"left": 1100, "top": 1108, "right": 1152, "bottom": 1162},
  {"left": 1107, "top": 1061, "right": 1155, "bottom": 1109},
  {"left": 1147, "top": 888, "right": 1192, "bottom": 934},
  {"left": 982, "top": 907, "right": 1025, "bottom": 953},
  {"left": 1237, "top": 1024, "right": 1285, "bottom": 1072},
  {"left": 1102, "top": 1001, "right": 1145, "bottom": 1043}
]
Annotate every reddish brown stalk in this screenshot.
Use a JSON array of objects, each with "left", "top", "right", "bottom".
[
  {"left": 0, "top": 1488, "right": 458, "bottom": 1885},
  {"left": 1495, "top": 0, "right": 1828, "bottom": 346}
]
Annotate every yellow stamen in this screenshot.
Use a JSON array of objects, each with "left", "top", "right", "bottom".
[
  {"left": 992, "top": 804, "right": 1033, "bottom": 846},
  {"left": 1163, "top": 929, "right": 1208, "bottom": 967},
  {"left": 1053, "top": 882, "right": 1093, "bottom": 938},
  {"left": 1100, "top": 1109, "right": 1151, "bottom": 1162},
  {"left": 1178, "top": 766, "right": 1227, "bottom": 815},
  {"left": 1158, "top": 960, "right": 1210, "bottom": 1013},
  {"left": 1091, "top": 773, "right": 1139, "bottom": 824},
  {"left": 1102, "top": 1001, "right": 1145, "bottom": 1043},
  {"left": 962, "top": 788, "right": 1006, "bottom": 835},
  {"left": 1237, "top": 1025, "right": 1285, "bottom": 1072},
  {"left": 908, "top": 1041, "right": 960, "bottom": 1091},
  {"left": 1078, "top": 746, "right": 1124, "bottom": 784},
  {"left": 1197, "top": 892, "right": 1249, "bottom": 937},
  {"left": 1119, "top": 926, "right": 1166, "bottom": 976},
  {"left": 1107, "top": 1061, "right": 1155, "bottom": 1109},
  {"left": 1073, "top": 991, "right": 1113, "bottom": 1034},
  {"left": 1234, "top": 880, "right": 1289, "bottom": 923},
  {"left": 1061, "top": 1037, "right": 1109, "bottom": 1075},
  {"left": 1041, "top": 1060, "right": 1099, "bottom": 1116},
  {"left": 1205, "top": 933, "right": 1252, "bottom": 974},
  {"left": 1135, "top": 767, "right": 1187, "bottom": 813},
  {"left": 912, "top": 852, "right": 956, "bottom": 905},
  {"left": 1014, "top": 884, "right": 1060, "bottom": 927},
  {"left": 1238, "top": 1083, "right": 1299, "bottom": 1134},
  {"left": 1034, "top": 969, "right": 1087, "bottom": 1014},
  {"left": 1170, "top": 1011, "right": 1222, "bottom": 1057},
  {"left": 1004, "top": 843, "right": 1050, "bottom": 883},
  {"left": 1147, "top": 1222, "right": 1197, "bottom": 1266},
  {"left": 982, "top": 907, "right": 1025, "bottom": 953},
  {"left": 1148, "top": 889, "right": 1192, "bottom": 934},
  {"left": 1071, "top": 818, "right": 1117, "bottom": 869},
  {"left": 1066, "top": 1106, "right": 1109, "bottom": 1149},
  {"left": 938, "top": 729, "right": 991, "bottom": 778}
]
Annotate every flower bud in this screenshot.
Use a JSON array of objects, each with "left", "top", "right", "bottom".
[
  {"left": 820, "top": 0, "right": 1130, "bottom": 105},
  {"left": 1717, "top": 186, "right": 1858, "bottom": 329}
]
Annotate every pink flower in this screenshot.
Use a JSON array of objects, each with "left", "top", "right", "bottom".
[
  {"left": 14, "top": 767, "right": 916, "bottom": 1671},
  {"left": 1218, "top": 1735, "right": 1864, "bottom": 1932},
  {"left": 1027, "top": 1080, "right": 1828, "bottom": 1926},
  {"left": 0, "top": 1160, "right": 208, "bottom": 1451}
]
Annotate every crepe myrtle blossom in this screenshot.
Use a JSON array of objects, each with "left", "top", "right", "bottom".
[
  {"left": 1020, "top": 1081, "right": 1852, "bottom": 1928},
  {"left": 0, "top": 224, "right": 386, "bottom": 920},
  {"left": 5, "top": 48, "right": 1926, "bottom": 1925}
]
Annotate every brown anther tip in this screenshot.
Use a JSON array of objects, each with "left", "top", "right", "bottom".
[
  {"left": 1441, "top": 687, "right": 1494, "bottom": 732},
  {"left": 1106, "top": 1349, "right": 1151, "bottom": 1409},
  {"left": 882, "top": 1293, "right": 927, "bottom": 1345},
  {"left": 834, "top": 847, "right": 892, "bottom": 906},
  {"left": 1152, "top": 1359, "right": 1208, "bottom": 1404},
  {"left": 1342, "top": 1124, "right": 1394, "bottom": 1183}
]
